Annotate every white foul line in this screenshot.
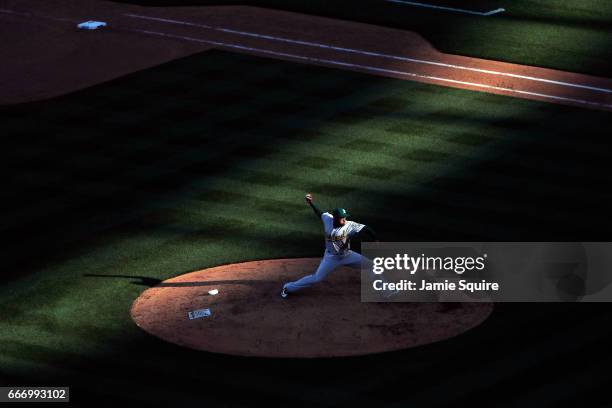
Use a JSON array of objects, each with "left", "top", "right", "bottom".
[
  {"left": 127, "top": 28, "right": 612, "bottom": 110},
  {"left": 124, "top": 13, "right": 612, "bottom": 95},
  {"left": 0, "top": 8, "right": 77, "bottom": 22},
  {"left": 385, "top": 0, "right": 505, "bottom": 16},
  {"left": 0, "top": 8, "right": 31, "bottom": 17}
]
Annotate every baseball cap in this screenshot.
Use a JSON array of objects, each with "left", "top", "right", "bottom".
[{"left": 332, "top": 208, "right": 349, "bottom": 218}]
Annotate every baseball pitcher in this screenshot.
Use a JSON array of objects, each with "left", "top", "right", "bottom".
[{"left": 281, "top": 193, "right": 378, "bottom": 298}]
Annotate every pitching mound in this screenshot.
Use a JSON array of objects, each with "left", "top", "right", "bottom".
[{"left": 131, "top": 258, "right": 493, "bottom": 357}]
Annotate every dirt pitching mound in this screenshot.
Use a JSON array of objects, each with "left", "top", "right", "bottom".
[{"left": 130, "top": 258, "right": 493, "bottom": 357}]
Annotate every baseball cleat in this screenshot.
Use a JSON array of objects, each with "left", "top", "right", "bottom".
[{"left": 281, "top": 285, "right": 289, "bottom": 299}]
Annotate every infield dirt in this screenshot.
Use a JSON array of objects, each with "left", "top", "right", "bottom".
[{"left": 1, "top": 0, "right": 611, "bottom": 109}]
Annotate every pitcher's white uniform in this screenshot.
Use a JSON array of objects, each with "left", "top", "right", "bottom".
[{"left": 284, "top": 212, "right": 371, "bottom": 293}]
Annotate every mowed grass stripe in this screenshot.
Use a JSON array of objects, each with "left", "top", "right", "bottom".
[
  {"left": 194, "top": 169, "right": 579, "bottom": 240},
  {"left": 3, "top": 113, "right": 608, "bottom": 252},
  {"left": 225, "top": 127, "right": 604, "bottom": 231},
  {"left": 181, "top": 170, "right": 483, "bottom": 239},
  {"left": 3, "top": 135, "right": 271, "bottom": 234},
  {"left": 7, "top": 121, "right": 600, "bottom": 245},
  {"left": 307, "top": 107, "right": 612, "bottom": 196},
  {"left": 197, "top": 136, "right": 606, "bottom": 227},
  {"left": 264, "top": 104, "right": 612, "bottom": 189},
  {"left": 4, "top": 129, "right": 284, "bottom": 226},
  {"left": 211, "top": 165, "right": 603, "bottom": 233}
]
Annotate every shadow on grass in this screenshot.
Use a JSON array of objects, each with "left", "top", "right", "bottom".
[
  {"left": 83, "top": 274, "right": 163, "bottom": 287},
  {"left": 83, "top": 273, "right": 276, "bottom": 287}
]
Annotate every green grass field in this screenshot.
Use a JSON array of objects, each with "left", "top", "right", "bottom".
[
  {"left": 115, "top": 0, "right": 612, "bottom": 77},
  {"left": 2, "top": 50, "right": 612, "bottom": 405}
]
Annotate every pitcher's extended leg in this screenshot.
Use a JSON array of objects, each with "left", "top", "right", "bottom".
[
  {"left": 284, "top": 255, "right": 339, "bottom": 293},
  {"left": 343, "top": 251, "right": 376, "bottom": 278},
  {"left": 343, "top": 251, "right": 397, "bottom": 298}
]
